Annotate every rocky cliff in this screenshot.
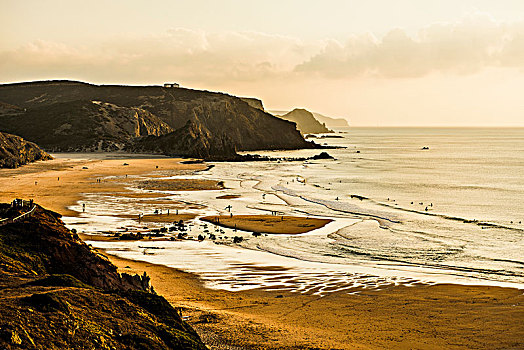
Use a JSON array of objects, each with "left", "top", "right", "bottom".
[
  {"left": 0, "top": 132, "right": 52, "bottom": 168},
  {"left": 277, "top": 108, "right": 333, "bottom": 134},
  {"left": 131, "top": 120, "right": 238, "bottom": 160},
  {"left": 0, "top": 99, "right": 173, "bottom": 152},
  {"left": 0, "top": 81, "right": 314, "bottom": 158},
  {"left": 0, "top": 202, "right": 206, "bottom": 349},
  {"left": 239, "top": 97, "right": 264, "bottom": 111}
]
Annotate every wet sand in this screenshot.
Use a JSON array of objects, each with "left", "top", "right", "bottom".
[
  {"left": 108, "top": 253, "right": 524, "bottom": 350},
  {"left": 201, "top": 215, "right": 332, "bottom": 234},
  {"left": 120, "top": 212, "right": 198, "bottom": 223},
  {"left": 2, "top": 155, "right": 523, "bottom": 349}
]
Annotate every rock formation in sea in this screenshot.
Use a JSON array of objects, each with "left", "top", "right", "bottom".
[
  {"left": 0, "top": 202, "right": 206, "bottom": 349},
  {"left": 0, "top": 132, "right": 52, "bottom": 168},
  {"left": 276, "top": 108, "right": 333, "bottom": 134},
  {"left": 0, "top": 80, "right": 314, "bottom": 159}
]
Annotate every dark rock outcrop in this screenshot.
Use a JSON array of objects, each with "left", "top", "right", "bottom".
[
  {"left": 130, "top": 120, "right": 238, "bottom": 160},
  {"left": 235, "top": 151, "right": 335, "bottom": 162},
  {"left": 276, "top": 108, "right": 333, "bottom": 134},
  {"left": 0, "top": 202, "right": 206, "bottom": 349},
  {"left": 0, "top": 132, "right": 52, "bottom": 168},
  {"left": 0, "top": 80, "right": 315, "bottom": 158}
]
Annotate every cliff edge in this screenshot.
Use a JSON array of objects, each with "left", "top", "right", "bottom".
[{"left": 0, "top": 132, "right": 52, "bottom": 168}]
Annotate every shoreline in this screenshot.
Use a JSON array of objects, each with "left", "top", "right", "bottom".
[{"left": 2, "top": 154, "right": 524, "bottom": 348}]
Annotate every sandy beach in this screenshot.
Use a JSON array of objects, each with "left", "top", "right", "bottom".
[
  {"left": 201, "top": 215, "right": 332, "bottom": 234},
  {"left": 0, "top": 154, "right": 207, "bottom": 217},
  {"left": 109, "top": 254, "right": 524, "bottom": 350},
  {"left": 1, "top": 155, "right": 523, "bottom": 349}
]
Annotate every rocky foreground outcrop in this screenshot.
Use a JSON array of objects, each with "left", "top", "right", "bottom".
[
  {"left": 0, "top": 80, "right": 315, "bottom": 158},
  {"left": 0, "top": 202, "right": 206, "bottom": 349},
  {"left": 276, "top": 109, "right": 333, "bottom": 134},
  {"left": 0, "top": 132, "right": 52, "bottom": 168}
]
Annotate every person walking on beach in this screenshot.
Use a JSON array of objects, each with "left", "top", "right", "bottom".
[{"left": 82, "top": 203, "right": 85, "bottom": 213}]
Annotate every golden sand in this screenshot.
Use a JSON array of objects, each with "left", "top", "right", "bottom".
[
  {"left": 201, "top": 214, "right": 332, "bottom": 234},
  {"left": 0, "top": 156, "right": 206, "bottom": 216}
]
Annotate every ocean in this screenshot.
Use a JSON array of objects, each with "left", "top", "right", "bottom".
[{"left": 70, "top": 127, "right": 524, "bottom": 295}]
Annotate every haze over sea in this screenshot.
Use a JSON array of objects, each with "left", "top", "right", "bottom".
[{"left": 81, "top": 127, "right": 524, "bottom": 294}]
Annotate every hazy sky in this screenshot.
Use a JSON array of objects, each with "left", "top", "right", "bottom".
[{"left": 1, "top": 0, "right": 524, "bottom": 126}]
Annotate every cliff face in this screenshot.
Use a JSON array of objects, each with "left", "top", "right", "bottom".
[
  {"left": 0, "top": 132, "right": 52, "bottom": 168},
  {"left": 0, "top": 203, "right": 206, "bottom": 349},
  {"left": 0, "top": 81, "right": 314, "bottom": 158},
  {"left": 0, "top": 99, "right": 173, "bottom": 152},
  {"left": 278, "top": 108, "right": 333, "bottom": 134}
]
